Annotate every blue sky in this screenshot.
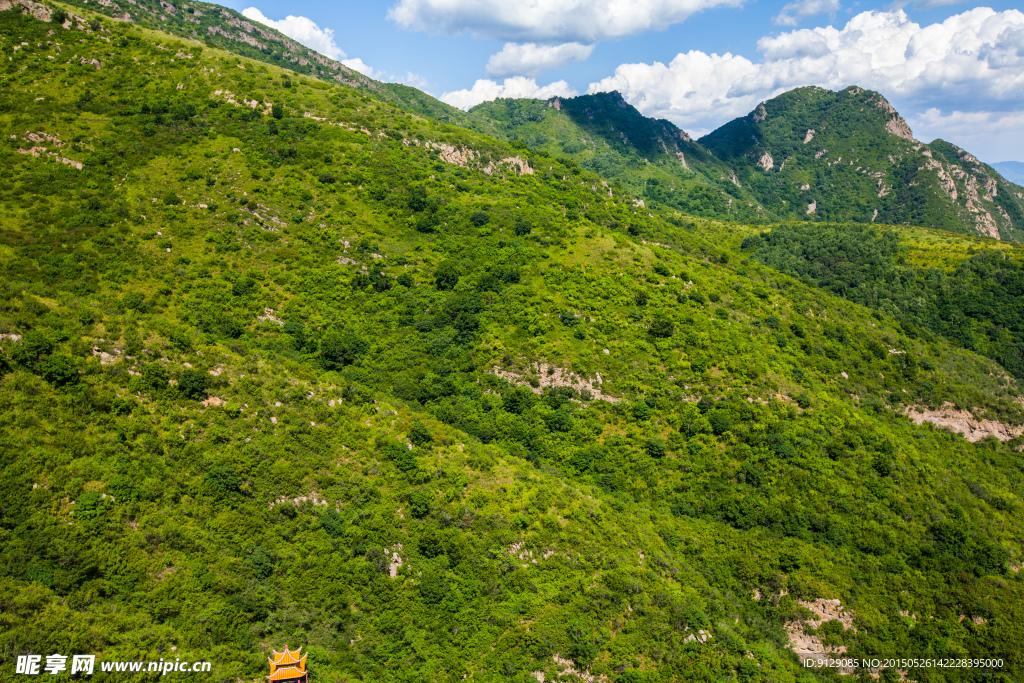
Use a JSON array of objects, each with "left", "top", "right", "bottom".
[{"left": 222, "top": 0, "right": 1024, "bottom": 163}]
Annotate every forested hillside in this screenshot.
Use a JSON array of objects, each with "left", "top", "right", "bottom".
[{"left": 2, "top": 4, "right": 1024, "bottom": 683}]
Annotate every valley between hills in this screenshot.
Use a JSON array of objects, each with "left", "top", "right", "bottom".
[{"left": 1, "top": 1, "right": 1024, "bottom": 682}]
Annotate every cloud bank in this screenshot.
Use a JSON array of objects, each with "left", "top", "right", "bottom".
[
  {"left": 387, "top": 0, "right": 743, "bottom": 43},
  {"left": 910, "top": 108, "right": 1024, "bottom": 162},
  {"left": 340, "top": 57, "right": 376, "bottom": 77},
  {"left": 441, "top": 77, "right": 578, "bottom": 110},
  {"left": 486, "top": 42, "right": 595, "bottom": 78},
  {"left": 585, "top": 8, "right": 1024, "bottom": 138}
]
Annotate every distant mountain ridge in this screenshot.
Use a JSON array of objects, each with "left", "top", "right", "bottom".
[
  {"left": 466, "top": 86, "right": 1024, "bottom": 241},
  {"left": 465, "top": 92, "right": 776, "bottom": 224},
  {"left": 993, "top": 161, "right": 1024, "bottom": 187},
  {"left": 699, "top": 86, "right": 1024, "bottom": 241}
]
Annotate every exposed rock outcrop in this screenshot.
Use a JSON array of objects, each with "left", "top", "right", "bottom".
[
  {"left": 786, "top": 598, "right": 857, "bottom": 672},
  {"left": 424, "top": 141, "right": 474, "bottom": 167},
  {"left": 491, "top": 363, "right": 620, "bottom": 403},
  {"left": 551, "top": 655, "right": 609, "bottom": 683},
  {"left": 485, "top": 155, "right": 534, "bottom": 176},
  {"left": 0, "top": 0, "right": 53, "bottom": 21},
  {"left": 872, "top": 95, "right": 915, "bottom": 141},
  {"left": 904, "top": 403, "right": 1024, "bottom": 442}
]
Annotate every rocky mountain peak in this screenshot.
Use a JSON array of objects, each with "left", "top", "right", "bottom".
[{"left": 869, "top": 93, "right": 915, "bottom": 141}]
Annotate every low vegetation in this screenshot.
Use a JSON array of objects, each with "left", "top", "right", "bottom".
[{"left": 1, "top": 6, "right": 1023, "bottom": 683}]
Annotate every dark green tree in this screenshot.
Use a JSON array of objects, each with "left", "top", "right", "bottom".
[
  {"left": 321, "top": 332, "right": 369, "bottom": 370},
  {"left": 178, "top": 368, "right": 208, "bottom": 399}
]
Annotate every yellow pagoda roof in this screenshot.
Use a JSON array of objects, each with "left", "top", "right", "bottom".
[
  {"left": 268, "top": 646, "right": 305, "bottom": 668},
  {"left": 267, "top": 665, "right": 307, "bottom": 681}
]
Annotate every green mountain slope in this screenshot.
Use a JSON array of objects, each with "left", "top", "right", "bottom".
[
  {"left": 34, "top": 0, "right": 1023, "bottom": 243},
  {"left": 699, "top": 86, "right": 1024, "bottom": 241},
  {"left": 3, "top": 7, "right": 1024, "bottom": 683},
  {"left": 33, "top": 0, "right": 1024, "bottom": 244},
  {"left": 465, "top": 93, "right": 774, "bottom": 224},
  {"left": 741, "top": 221, "right": 1024, "bottom": 380},
  {"left": 8, "top": 0, "right": 470, "bottom": 124}
]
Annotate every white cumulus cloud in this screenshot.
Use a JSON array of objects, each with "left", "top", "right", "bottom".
[
  {"left": 387, "top": 0, "right": 743, "bottom": 43},
  {"left": 773, "top": 0, "right": 840, "bottom": 27},
  {"left": 587, "top": 8, "right": 1024, "bottom": 138},
  {"left": 910, "top": 108, "right": 1024, "bottom": 162},
  {"left": 586, "top": 50, "right": 760, "bottom": 137},
  {"left": 441, "top": 77, "right": 578, "bottom": 110},
  {"left": 342, "top": 58, "right": 377, "bottom": 77},
  {"left": 241, "top": 7, "right": 346, "bottom": 61},
  {"left": 395, "top": 72, "right": 431, "bottom": 91},
  {"left": 486, "top": 42, "right": 595, "bottom": 78}
]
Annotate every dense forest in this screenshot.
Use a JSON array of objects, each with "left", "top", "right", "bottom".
[
  {"left": 742, "top": 223, "right": 1024, "bottom": 380},
  {"left": 1, "top": 4, "right": 1023, "bottom": 683}
]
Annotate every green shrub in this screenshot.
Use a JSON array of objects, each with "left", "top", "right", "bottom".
[
  {"left": 140, "top": 363, "right": 169, "bottom": 391},
  {"left": 321, "top": 509, "right": 345, "bottom": 537},
  {"left": 409, "top": 489, "right": 431, "bottom": 518},
  {"left": 649, "top": 312, "right": 674, "bottom": 338},
  {"left": 321, "top": 332, "right": 369, "bottom": 370},
  {"left": 11, "top": 330, "right": 54, "bottom": 367},
  {"left": 645, "top": 437, "right": 666, "bottom": 458},
  {"left": 408, "top": 421, "right": 433, "bottom": 446},
  {"left": 434, "top": 261, "right": 460, "bottom": 290},
  {"left": 73, "top": 490, "right": 107, "bottom": 520},
  {"left": 205, "top": 465, "right": 241, "bottom": 498},
  {"left": 380, "top": 438, "right": 417, "bottom": 473},
  {"left": 39, "top": 354, "right": 78, "bottom": 386},
  {"left": 178, "top": 368, "right": 208, "bottom": 399}
]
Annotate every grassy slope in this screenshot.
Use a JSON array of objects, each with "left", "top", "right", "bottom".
[
  {"left": 2, "top": 8, "right": 1024, "bottom": 683},
  {"left": 39, "top": 0, "right": 471, "bottom": 126}
]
